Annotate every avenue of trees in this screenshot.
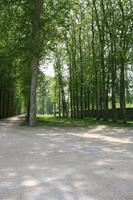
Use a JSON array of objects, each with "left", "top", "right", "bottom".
[{"left": 0, "top": 0, "right": 133, "bottom": 125}]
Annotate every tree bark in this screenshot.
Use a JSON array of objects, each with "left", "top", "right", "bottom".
[{"left": 29, "top": 0, "right": 43, "bottom": 126}]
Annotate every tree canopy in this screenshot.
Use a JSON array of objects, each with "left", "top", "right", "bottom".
[{"left": 0, "top": 0, "right": 133, "bottom": 125}]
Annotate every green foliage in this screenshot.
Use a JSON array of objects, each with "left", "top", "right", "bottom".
[
  {"left": 0, "top": 0, "right": 132, "bottom": 122},
  {"left": 37, "top": 72, "right": 55, "bottom": 114},
  {"left": 37, "top": 115, "right": 133, "bottom": 127},
  {"left": 48, "top": 0, "right": 133, "bottom": 121}
]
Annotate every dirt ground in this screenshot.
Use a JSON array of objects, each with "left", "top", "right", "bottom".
[{"left": 0, "top": 117, "right": 133, "bottom": 200}]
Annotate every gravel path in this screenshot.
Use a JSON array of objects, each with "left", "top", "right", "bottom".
[{"left": 0, "top": 117, "right": 133, "bottom": 200}]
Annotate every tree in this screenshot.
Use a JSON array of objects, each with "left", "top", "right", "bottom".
[
  {"left": 29, "top": 0, "right": 43, "bottom": 126},
  {"left": 0, "top": 0, "right": 132, "bottom": 123}
]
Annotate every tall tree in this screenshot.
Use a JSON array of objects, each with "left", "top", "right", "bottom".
[{"left": 29, "top": 0, "right": 43, "bottom": 126}]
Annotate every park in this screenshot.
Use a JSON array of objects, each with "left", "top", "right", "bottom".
[{"left": 0, "top": 0, "right": 133, "bottom": 199}]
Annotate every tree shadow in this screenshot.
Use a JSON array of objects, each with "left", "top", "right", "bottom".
[{"left": 0, "top": 125, "right": 133, "bottom": 199}]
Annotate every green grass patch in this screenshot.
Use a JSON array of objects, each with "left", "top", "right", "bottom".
[{"left": 36, "top": 115, "right": 133, "bottom": 127}]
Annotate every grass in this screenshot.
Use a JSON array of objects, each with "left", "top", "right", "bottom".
[{"left": 37, "top": 115, "right": 133, "bottom": 127}]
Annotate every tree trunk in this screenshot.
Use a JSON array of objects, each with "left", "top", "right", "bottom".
[
  {"left": 79, "top": 26, "right": 84, "bottom": 119},
  {"left": 92, "top": 13, "right": 99, "bottom": 120},
  {"left": 29, "top": 0, "right": 43, "bottom": 126},
  {"left": 120, "top": 58, "right": 126, "bottom": 122}
]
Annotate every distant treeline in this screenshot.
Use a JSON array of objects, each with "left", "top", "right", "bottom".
[{"left": 82, "top": 108, "right": 133, "bottom": 120}]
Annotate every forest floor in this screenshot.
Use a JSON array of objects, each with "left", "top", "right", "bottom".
[
  {"left": 0, "top": 116, "right": 133, "bottom": 200},
  {"left": 37, "top": 115, "right": 133, "bottom": 127}
]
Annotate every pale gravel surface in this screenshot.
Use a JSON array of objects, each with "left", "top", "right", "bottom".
[{"left": 0, "top": 117, "right": 133, "bottom": 200}]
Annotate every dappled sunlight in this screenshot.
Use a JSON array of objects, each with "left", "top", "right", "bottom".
[
  {"left": 88, "top": 125, "right": 108, "bottom": 133},
  {"left": 22, "top": 178, "right": 39, "bottom": 187},
  {"left": 94, "top": 159, "right": 113, "bottom": 166},
  {"left": 86, "top": 133, "right": 132, "bottom": 144},
  {"left": 112, "top": 171, "right": 133, "bottom": 180},
  {"left": 2, "top": 199, "right": 16, "bottom": 200},
  {"left": 61, "top": 126, "right": 133, "bottom": 145},
  {"left": 0, "top": 124, "right": 133, "bottom": 199},
  {"left": 0, "top": 116, "right": 24, "bottom": 128},
  {"left": 37, "top": 133, "right": 47, "bottom": 136}
]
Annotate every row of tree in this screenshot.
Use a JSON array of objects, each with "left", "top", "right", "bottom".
[
  {"left": 53, "top": 0, "right": 133, "bottom": 122},
  {"left": 0, "top": 0, "right": 132, "bottom": 125}
]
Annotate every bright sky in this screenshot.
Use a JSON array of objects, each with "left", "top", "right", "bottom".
[
  {"left": 40, "top": 59, "right": 69, "bottom": 78},
  {"left": 40, "top": 61, "right": 55, "bottom": 77}
]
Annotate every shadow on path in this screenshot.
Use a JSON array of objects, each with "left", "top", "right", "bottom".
[{"left": 0, "top": 117, "right": 133, "bottom": 200}]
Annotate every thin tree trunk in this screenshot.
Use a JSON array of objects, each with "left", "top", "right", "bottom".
[
  {"left": 118, "top": 0, "right": 127, "bottom": 122},
  {"left": 92, "top": 12, "right": 99, "bottom": 120},
  {"left": 120, "top": 58, "right": 126, "bottom": 122},
  {"left": 59, "top": 88, "right": 61, "bottom": 117},
  {"left": 87, "top": 89, "right": 90, "bottom": 117},
  {"left": 79, "top": 26, "right": 84, "bottom": 119}
]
